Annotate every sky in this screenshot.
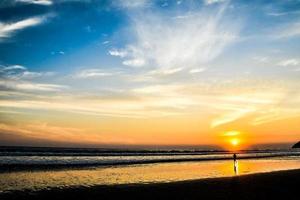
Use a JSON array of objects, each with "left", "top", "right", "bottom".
[{"left": 0, "top": 0, "right": 300, "bottom": 149}]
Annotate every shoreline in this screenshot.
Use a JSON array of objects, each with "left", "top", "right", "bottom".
[
  {"left": 1, "top": 168, "right": 300, "bottom": 200},
  {"left": 1, "top": 153, "right": 299, "bottom": 172}
]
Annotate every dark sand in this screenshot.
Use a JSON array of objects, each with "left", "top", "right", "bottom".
[{"left": 1, "top": 169, "right": 300, "bottom": 200}]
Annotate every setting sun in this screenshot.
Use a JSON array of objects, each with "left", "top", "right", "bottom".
[
  {"left": 230, "top": 138, "right": 240, "bottom": 146},
  {"left": 220, "top": 131, "right": 244, "bottom": 150}
]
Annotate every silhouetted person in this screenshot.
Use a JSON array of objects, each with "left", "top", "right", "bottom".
[{"left": 233, "top": 153, "right": 238, "bottom": 174}]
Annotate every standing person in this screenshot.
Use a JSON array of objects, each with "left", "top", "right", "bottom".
[{"left": 233, "top": 153, "right": 238, "bottom": 174}]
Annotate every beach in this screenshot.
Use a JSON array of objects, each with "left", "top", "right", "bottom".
[
  {"left": 1, "top": 168, "right": 300, "bottom": 200},
  {"left": 1, "top": 147, "right": 299, "bottom": 199}
]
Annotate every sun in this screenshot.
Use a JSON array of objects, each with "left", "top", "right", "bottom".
[
  {"left": 220, "top": 130, "right": 244, "bottom": 150},
  {"left": 230, "top": 138, "right": 240, "bottom": 146}
]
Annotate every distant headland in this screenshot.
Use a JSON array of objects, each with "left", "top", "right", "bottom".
[{"left": 292, "top": 142, "right": 300, "bottom": 148}]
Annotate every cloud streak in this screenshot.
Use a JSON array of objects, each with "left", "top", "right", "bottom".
[
  {"left": 0, "top": 65, "right": 54, "bottom": 80},
  {"left": 275, "top": 21, "right": 300, "bottom": 39},
  {"left": 204, "top": 0, "right": 227, "bottom": 5},
  {"left": 0, "top": 65, "right": 65, "bottom": 92},
  {"left": 72, "top": 69, "right": 113, "bottom": 79},
  {"left": 113, "top": 0, "right": 151, "bottom": 9},
  {"left": 0, "top": 80, "right": 67, "bottom": 92},
  {"left": 210, "top": 89, "right": 300, "bottom": 128},
  {"left": 278, "top": 59, "right": 299, "bottom": 67},
  {"left": 16, "top": 0, "right": 53, "bottom": 6},
  {"left": 0, "top": 16, "right": 47, "bottom": 41}
]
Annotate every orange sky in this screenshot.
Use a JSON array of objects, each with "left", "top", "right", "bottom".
[{"left": 0, "top": 103, "right": 299, "bottom": 149}]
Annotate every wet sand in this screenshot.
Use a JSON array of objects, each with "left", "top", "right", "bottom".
[{"left": 1, "top": 169, "right": 300, "bottom": 200}]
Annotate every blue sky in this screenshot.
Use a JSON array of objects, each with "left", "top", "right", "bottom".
[
  {"left": 1, "top": 0, "right": 300, "bottom": 72},
  {"left": 0, "top": 0, "right": 299, "bottom": 72},
  {"left": 0, "top": 0, "right": 300, "bottom": 148}
]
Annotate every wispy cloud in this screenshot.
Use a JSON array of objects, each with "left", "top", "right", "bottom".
[
  {"left": 0, "top": 80, "right": 67, "bottom": 92},
  {"left": 250, "top": 91, "right": 300, "bottom": 126},
  {"left": 114, "top": 0, "right": 151, "bottom": 9},
  {"left": 0, "top": 65, "right": 26, "bottom": 71},
  {"left": 72, "top": 69, "right": 113, "bottom": 79},
  {"left": 0, "top": 97, "right": 180, "bottom": 119},
  {"left": 147, "top": 67, "right": 184, "bottom": 76},
  {"left": 110, "top": 4, "right": 240, "bottom": 71},
  {"left": 14, "top": 82, "right": 66, "bottom": 91},
  {"left": 0, "top": 65, "right": 64, "bottom": 92},
  {"left": 275, "top": 22, "right": 300, "bottom": 39},
  {"left": 108, "top": 49, "right": 128, "bottom": 58},
  {"left": 0, "top": 16, "right": 46, "bottom": 40},
  {"left": 208, "top": 83, "right": 300, "bottom": 128},
  {"left": 0, "top": 65, "right": 54, "bottom": 79},
  {"left": 277, "top": 59, "right": 299, "bottom": 67},
  {"left": 267, "top": 10, "right": 300, "bottom": 17},
  {"left": 210, "top": 91, "right": 286, "bottom": 128},
  {"left": 204, "top": 0, "right": 227, "bottom": 5},
  {"left": 0, "top": 122, "right": 135, "bottom": 145},
  {"left": 122, "top": 58, "right": 145, "bottom": 67},
  {"left": 252, "top": 56, "right": 269, "bottom": 63},
  {"left": 211, "top": 106, "right": 255, "bottom": 128},
  {"left": 189, "top": 68, "right": 206, "bottom": 74},
  {"left": 16, "top": 0, "right": 53, "bottom": 6}
]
